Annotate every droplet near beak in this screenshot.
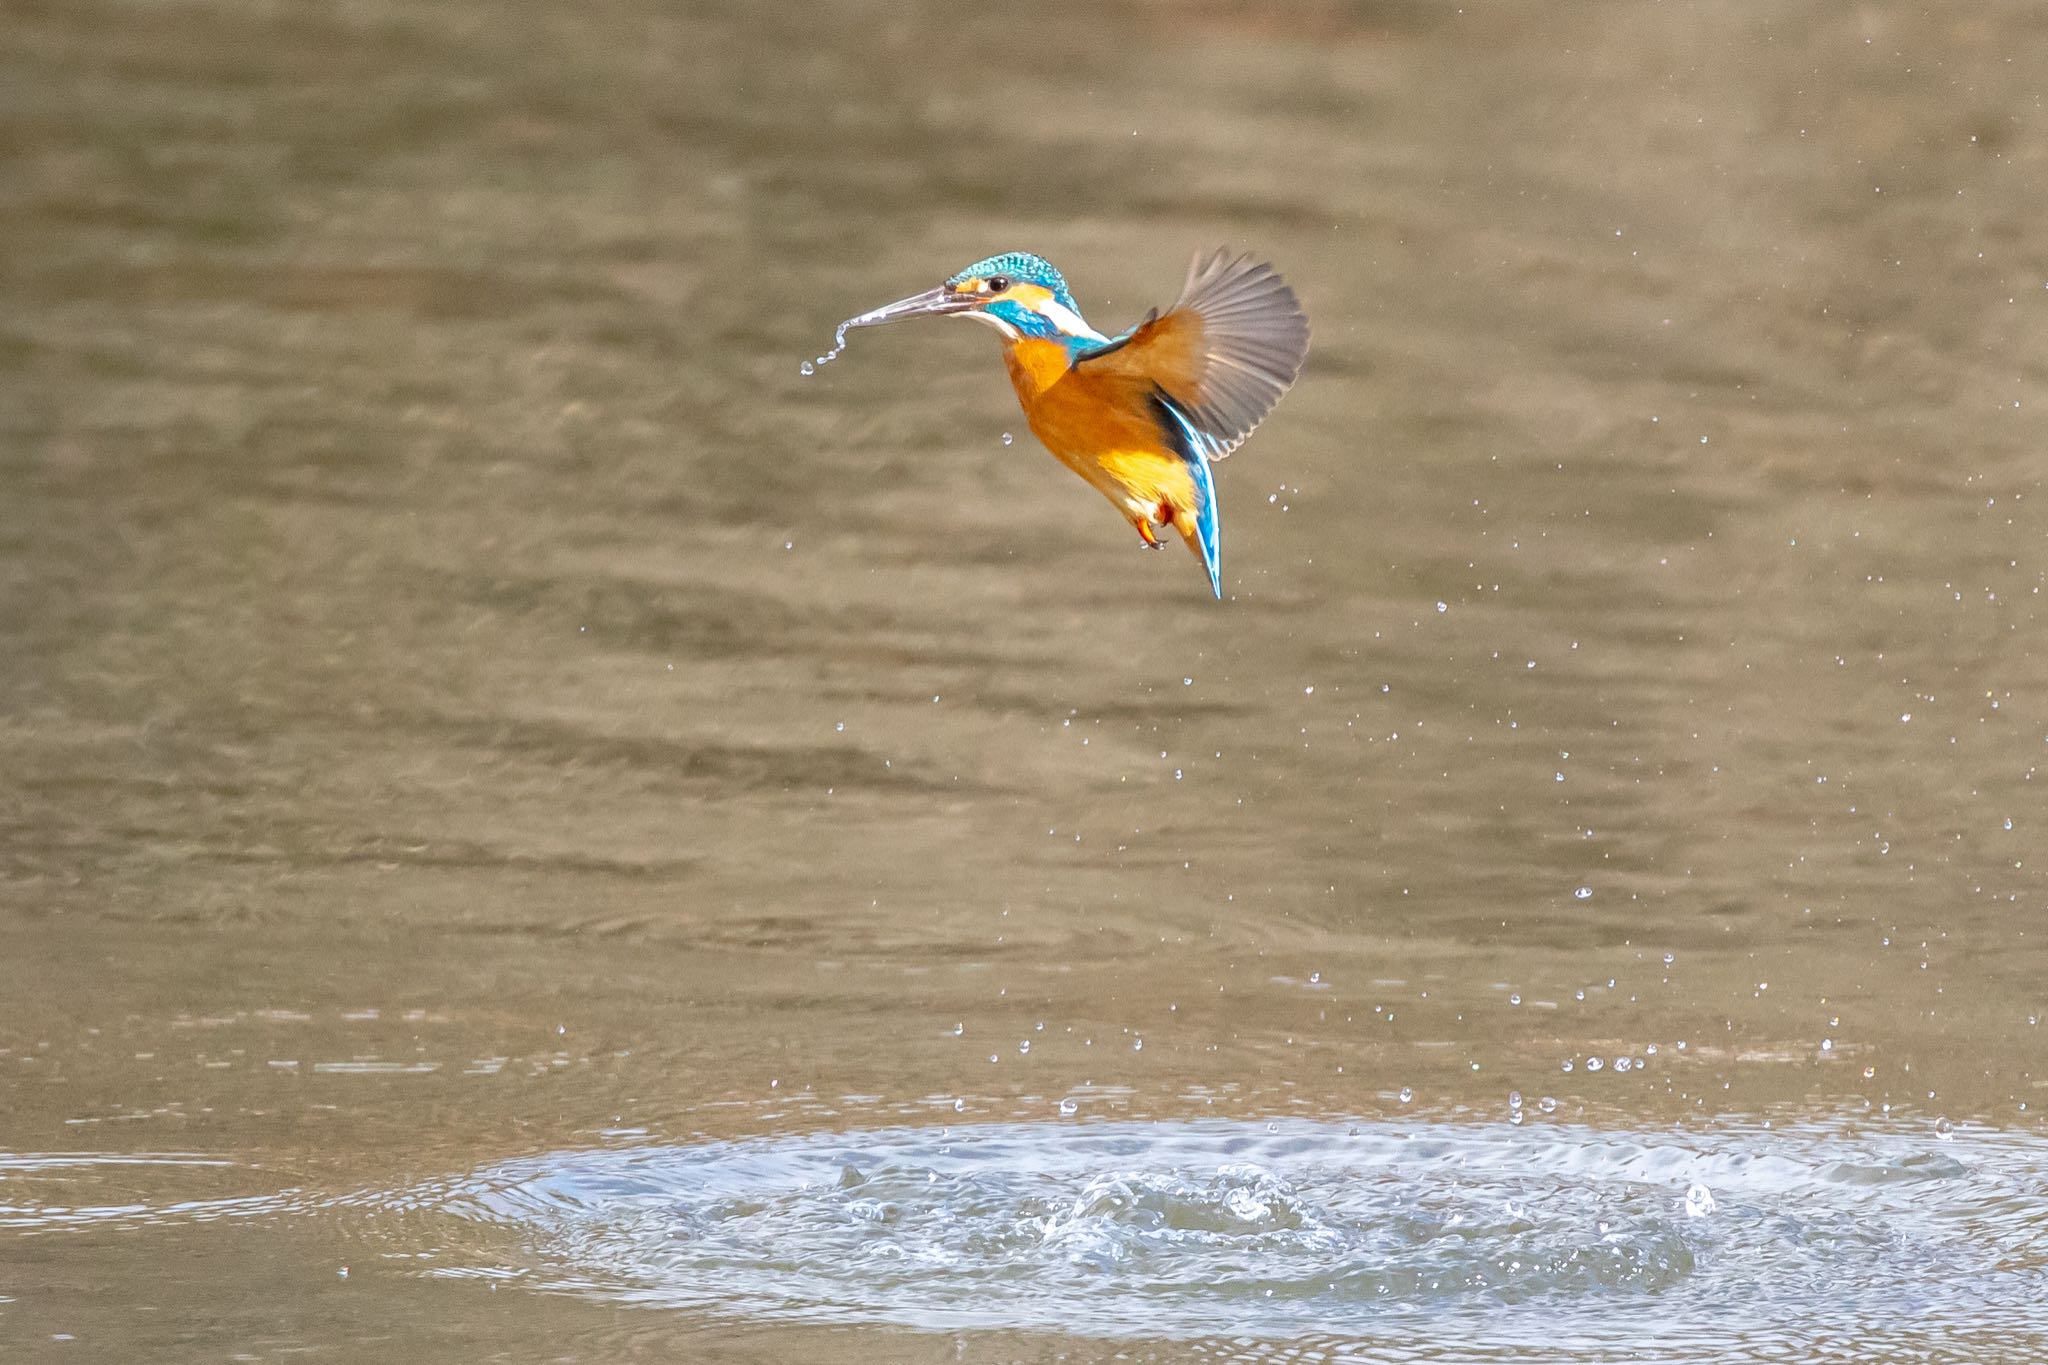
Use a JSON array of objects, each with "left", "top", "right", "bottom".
[{"left": 804, "top": 283, "right": 980, "bottom": 376}]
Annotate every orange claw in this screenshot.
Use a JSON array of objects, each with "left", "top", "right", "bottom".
[{"left": 1135, "top": 518, "right": 1162, "bottom": 548}]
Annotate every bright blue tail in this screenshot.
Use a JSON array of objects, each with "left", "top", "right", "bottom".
[
  {"left": 1186, "top": 446, "right": 1222, "bottom": 599},
  {"left": 1153, "top": 394, "right": 1224, "bottom": 599}
]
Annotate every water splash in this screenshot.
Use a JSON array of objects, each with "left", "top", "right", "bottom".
[
  {"left": 417, "top": 1117, "right": 2048, "bottom": 1352},
  {"left": 800, "top": 319, "right": 858, "bottom": 377}
]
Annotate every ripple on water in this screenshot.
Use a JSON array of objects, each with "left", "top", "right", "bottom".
[{"left": 425, "top": 1119, "right": 2048, "bottom": 1356}]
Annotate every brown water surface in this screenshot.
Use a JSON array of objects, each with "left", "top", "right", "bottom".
[{"left": 3, "top": 1, "right": 2046, "bottom": 1360}]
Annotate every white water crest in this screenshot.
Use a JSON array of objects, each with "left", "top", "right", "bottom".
[{"left": 420, "top": 1117, "right": 2048, "bottom": 1357}]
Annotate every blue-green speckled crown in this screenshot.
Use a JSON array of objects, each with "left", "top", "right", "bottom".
[{"left": 946, "top": 252, "right": 1080, "bottom": 313}]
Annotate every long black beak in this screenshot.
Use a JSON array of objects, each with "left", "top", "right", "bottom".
[{"left": 843, "top": 284, "right": 980, "bottom": 329}]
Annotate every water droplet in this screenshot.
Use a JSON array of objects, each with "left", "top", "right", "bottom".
[
  {"left": 1561, "top": 1060, "right": 1574, "bottom": 1072},
  {"left": 834, "top": 721, "right": 845, "bottom": 732},
  {"left": 1573, "top": 885, "right": 1592, "bottom": 900},
  {"left": 1613, "top": 1057, "right": 1631, "bottom": 1072},
  {"left": 798, "top": 360, "right": 814, "bottom": 376},
  {"left": 1058, "top": 1098, "right": 1077, "bottom": 1116},
  {"left": 1309, "top": 972, "right": 1321, "bottom": 984},
  {"left": 988, "top": 1054, "right": 999, "bottom": 1064},
  {"left": 1398, "top": 1086, "right": 1413, "bottom": 1103},
  {"left": 953, "top": 1098, "right": 966, "bottom": 1112},
  {"left": 1684, "top": 1183, "right": 1716, "bottom": 1217},
  {"left": 1436, "top": 601, "right": 1448, "bottom": 613},
  {"left": 1001, "top": 431, "right": 1014, "bottom": 446},
  {"left": 806, "top": 322, "right": 855, "bottom": 373},
  {"left": 1509, "top": 993, "right": 1522, "bottom": 1006},
  {"left": 1539, "top": 1095, "right": 1557, "bottom": 1113},
  {"left": 1508, "top": 1109, "right": 1525, "bottom": 1125},
  {"left": 1018, "top": 1040, "right": 1030, "bottom": 1054},
  {"left": 1132, "top": 1037, "right": 1143, "bottom": 1052},
  {"left": 1508, "top": 1091, "right": 1523, "bottom": 1110},
  {"left": 1820, "top": 1038, "right": 1833, "bottom": 1052},
  {"left": 1664, "top": 952, "right": 1676, "bottom": 966},
  {"left": 1304, "top": 685, "right": 1315, "bottom": 696},
  {"left": 951, "top": 1023, "right": 963, "bottom": 1036},
  {"left": 1585, "top": 1057, "right": 1604, "bottom": 1072},
  {"left": 1935, "top": 1116, "right": 1954, "bottom": 1140}
]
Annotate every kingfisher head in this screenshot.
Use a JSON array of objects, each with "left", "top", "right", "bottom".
[{"left": 844, "top": 252, "right": 1107, "bottom": 347}]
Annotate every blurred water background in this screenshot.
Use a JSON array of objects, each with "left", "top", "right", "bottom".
[{"left": 2, "top": 1, "right": 2045, "bottom": 1360}]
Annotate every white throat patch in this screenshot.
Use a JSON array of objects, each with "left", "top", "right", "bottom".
[{"left": 958, "top": 310, "right": 1021, "bottom": 340}]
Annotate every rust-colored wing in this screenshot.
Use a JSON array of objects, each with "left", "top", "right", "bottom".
[{"left": 1073, "top": 250, "right": 1309, "bottom": 459}]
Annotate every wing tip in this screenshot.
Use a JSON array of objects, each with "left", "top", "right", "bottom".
[{"left": 1174, "top": 250, "right": 1310, "bottom": 455}]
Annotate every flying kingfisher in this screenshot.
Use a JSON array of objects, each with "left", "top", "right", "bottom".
[{"left": 836, "top": 249, "right": 1309, "bottom": 598}]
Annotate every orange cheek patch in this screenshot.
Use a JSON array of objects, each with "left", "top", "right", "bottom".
[{"left": 1007, "top": 283, "right": 1053, "bottom": 309}]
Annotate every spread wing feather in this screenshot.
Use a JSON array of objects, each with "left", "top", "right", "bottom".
[{"left": 1074, "top": 249, "right": 1309, "bottom": 459}]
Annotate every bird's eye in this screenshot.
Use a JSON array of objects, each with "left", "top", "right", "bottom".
[{"left": 985, "top": 275, "right": 1011, "bottom": 293}]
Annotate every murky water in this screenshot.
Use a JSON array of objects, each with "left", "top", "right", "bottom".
[{"left": 3, "top": 0, "right": 2046, "bottom": 1360}]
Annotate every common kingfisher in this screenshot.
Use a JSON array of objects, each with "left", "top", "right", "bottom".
[{"left": 837, "top": 250, "right": 1309, "bottom": 598}]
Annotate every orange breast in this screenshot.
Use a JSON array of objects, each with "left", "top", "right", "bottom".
[
  {"left": 1000, "top": 338, "right": 1198, "bottom": 517},
  {"left": 1002, "top": 341, "right": 1162, "bottom": 457}
]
